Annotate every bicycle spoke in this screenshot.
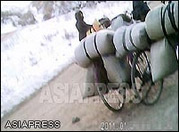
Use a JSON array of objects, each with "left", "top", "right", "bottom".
[
  {"left": 93, "top": 59, "right": 124, "bottom": 112},
  {"left": 131, "top": 51, "right": 163, "bottom": 105}
]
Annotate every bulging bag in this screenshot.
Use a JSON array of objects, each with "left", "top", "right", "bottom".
[
  {"left": 113, "top": 23, "right": 150, "bottom": 58},
  {"left": 102, "top": 55, "right": 131, "bottom": 84},
  {"left": 82, "top": 64, "right": 98, "bottom": 99},
  {"left": 129, "top": 22, "right": 150, "bottom": 50},
  {"left": 75, "top": 30, "right": 115, "bottom": 68},
  {"left": 111, "top": 14, "right": 133, "bottom": 31},
  {"left": 113, "top": 26, "right": 128, "bottom": 58},
  {"left": 145, "top": 1, "right": 178, "bottom": 40},
  {"left": 82, "top": 58, "right": 109, "bottom": 99},
  {"left": 150, "top": 35, "right": 178, "bottom": 82},
  {"left": 75, "top": 38, "right": 91, "bottom": 68}
]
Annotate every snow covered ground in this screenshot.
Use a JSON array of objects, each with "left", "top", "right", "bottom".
[{"left": 1, "top": 1, "right": 132, "bottom": 118}]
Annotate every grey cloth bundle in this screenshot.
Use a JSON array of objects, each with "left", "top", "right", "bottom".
[
  {"left": 145, "top": 1, "right": 178, "bottom": 40},
  {"left": 102, "top": 55, "right": 131, "bottom": 84},
  {"left": 113, "top": 22, "right": 150, "bottom": 58},
  {"left": 150, "top": 35, "right": 178, "bottom": 82},
  {"left": 111, "top": 15, "right": 133, "bottom": 31},
  {"left": 75, "top": 30, "right": 115, "bottom": 68},
  {"left": 82, "top": 64, "right": 98, "bottom": 99}
]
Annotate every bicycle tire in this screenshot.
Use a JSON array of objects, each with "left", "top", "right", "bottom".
[
  {"left": 131, "top": 51, "right": 163, "bottom": 105},
  {"left": 93, "top": 59, "right": 124, "bottom": 112}
]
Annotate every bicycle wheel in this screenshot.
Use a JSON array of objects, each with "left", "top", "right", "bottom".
[
  {"left": 131, "top": 51, "right": 163, "bottom": 105},
  {"left": 93, "top": 58, "right": 124, "bottom": 112}
]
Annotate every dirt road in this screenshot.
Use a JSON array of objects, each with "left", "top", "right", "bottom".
[{"left": 1, "top": 63, "right": 178, "bottom": 131}]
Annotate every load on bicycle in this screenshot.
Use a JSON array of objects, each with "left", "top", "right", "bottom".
[{"left": 74, "top": 1, "right": 178, "bottom": 112}]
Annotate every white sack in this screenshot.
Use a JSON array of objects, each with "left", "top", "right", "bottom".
[
  {"left": 82, "top": 64, "right": 98, "bottom": 99},
  {"left": 145, "top": 2, "right": 178, "bottom": 40},
  {"left": 102, "top": 55, "right": 131, "bottom": 84},
  {"left": 75, "top": 30, "right": 115, "bottom": 68},
  {"left": 111, "top": 15, "right": 133, "bottom": 31},
  {"left": 129, "top": 22, "right": 150, "bottom": 50},
  {"left": 113, "top": 26, "right": 128, "bottom": 58},
  {"left": 113, "top": 23, "right": 150, "bottom": 58},
  {"left": 75, "top": 39, "right": 91, "bottom": 68},
  {"left": 150, "top": 36, "right": 178, "bottom": 82}
]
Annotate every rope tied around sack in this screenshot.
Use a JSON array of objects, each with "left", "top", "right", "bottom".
[
  {"left": 122, "top": 28, "right": 130, "bottom": 52},
  {"left": 93, "top": 33, "right": 110, "bottom": 86},
  {"left": 160, "top": 2, "right": 178, "bottom": 60},
  {"left": 94, "top": 33, "right": 102, "bottom": 58},
  {"left": 167, "top": 2, "right": 178, "bottom": 32},
  {"left": 129, "top": 25, "right": 141, "bottom": 51},
  {"left": 161, "top": 2, "right": 178, "bottom": 34},
  {"left": 83, "top": 40, "right": 93, "bottom": 61}
]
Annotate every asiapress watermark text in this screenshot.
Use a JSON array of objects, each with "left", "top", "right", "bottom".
[
  {"left": 39, "top": 82, "right": 140, "bottom": 104},
  {"left": 4, "top": 120, "right": 61, "bottom": 129}
]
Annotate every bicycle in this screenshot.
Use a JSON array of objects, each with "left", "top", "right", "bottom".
[
  {"left": 85, "top": 8, "right": 177, "bottom": 112},
  {"left": 93, "top": 47, "right": 164, "bottom": 112}
]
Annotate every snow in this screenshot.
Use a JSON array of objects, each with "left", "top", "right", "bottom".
[
  {"left": 1, "top": 22, "right": 18, "bottom": 34},
  {"left": 1, "top": 1, "right": 31, "bottom": 13},
  {"left": 1, "top": 1, "right": 132, "bottom": 118}
]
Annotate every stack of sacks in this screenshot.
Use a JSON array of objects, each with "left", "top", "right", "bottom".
[
  {"left": 145, "top": 1, "right": 178, "bottom": 40},
  {"left": 75, "top": 29, "right": 115, "bottom": 68},
  {"left": 110, "top": 14, "right": 133, "bottom": 31},
  {"left": 75, "top": 29, "right": 115, "bottom": 98},
  {"left": 145, "top": 1, "right": 178, "bottom": 82},
  {"left": 150, "top": 35, "right": 178, "bottom": 82},
  {"left": 82, "top": 54, "right": 131, "bottom": 99},
  {"left": 113, "top": 22, "right": 150, "bottom": 58}
]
